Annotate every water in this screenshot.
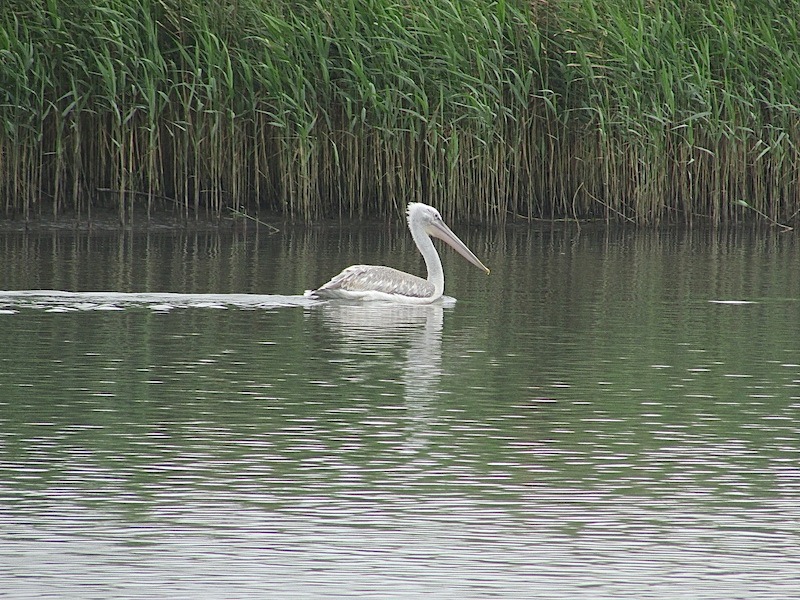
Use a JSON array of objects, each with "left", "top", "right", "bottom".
[{"left": 1, "top": 225, "right": 799, "bottom": 598}]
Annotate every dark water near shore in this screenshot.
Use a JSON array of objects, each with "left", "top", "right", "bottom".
[{"left": 1, "top": 224, "right": 799, "bottom": 598}]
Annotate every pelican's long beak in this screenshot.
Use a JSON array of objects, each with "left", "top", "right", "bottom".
[{"left": 429, "top": 219, "right": 490, "bottom": 275}]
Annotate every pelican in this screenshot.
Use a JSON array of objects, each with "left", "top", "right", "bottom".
[{"left": 305, "top": 203, "right": 489, "bottom": 303}]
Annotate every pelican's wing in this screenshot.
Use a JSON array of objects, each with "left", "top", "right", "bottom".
[{"left": 311, "top": 265, "right": 435, "bottom": 299}]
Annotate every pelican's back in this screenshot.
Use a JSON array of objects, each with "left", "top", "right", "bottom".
[{"left": 309, "top": 265, "right": 435, "bottom": 299}]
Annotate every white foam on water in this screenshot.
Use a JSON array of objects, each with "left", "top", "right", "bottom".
[{"left": 0, "top": 290, "right": 318, "bottom": 312}]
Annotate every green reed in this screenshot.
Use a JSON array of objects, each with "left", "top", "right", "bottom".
[{"left": 1, "top": 0, "right": 799, "bottom": 226}]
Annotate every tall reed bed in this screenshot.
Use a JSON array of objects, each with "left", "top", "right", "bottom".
[
  {"left": 560, "top": 0, "right": 800, "bottom": 226},
  {"left": 1, "top": 0, "right": 799, "bottom": 225}
]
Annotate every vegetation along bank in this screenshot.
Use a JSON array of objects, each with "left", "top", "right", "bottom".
[{"left": 1, "top": 0, "right": 799, "bottom": 226}]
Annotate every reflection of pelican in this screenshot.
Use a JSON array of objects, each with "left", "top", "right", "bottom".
[
  {"left": 316, "top": 302, "right": 444, "bottom": 347},
  {"left": 311, "top": 302, "right": 444, "bottom": 454},
  {"left": 306, "top": 203, "right": 489, "bottom": 303}
]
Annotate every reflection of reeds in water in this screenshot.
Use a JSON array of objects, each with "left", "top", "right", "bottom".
[{"left": 2, "top": 1, "right": 799, "bottom": 226}]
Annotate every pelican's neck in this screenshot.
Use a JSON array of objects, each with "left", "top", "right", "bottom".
[{"left": 410, "top": 222, "right": 444, "bottom": 297}]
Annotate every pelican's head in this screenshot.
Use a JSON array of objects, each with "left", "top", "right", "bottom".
[
  {"left": 406, "top": 203, "right": 490, "bottom": 275},
  {"left": 406, "top": 202, "right": 441, "bottom": 228}
]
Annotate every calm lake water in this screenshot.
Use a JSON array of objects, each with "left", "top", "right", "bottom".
[{"left": 1, "top": 222, "right": 799, "bottom": 598}]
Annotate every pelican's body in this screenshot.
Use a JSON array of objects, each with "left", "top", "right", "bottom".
[{"left": 306, "top": 203, "right": 489, "bottom": 303}]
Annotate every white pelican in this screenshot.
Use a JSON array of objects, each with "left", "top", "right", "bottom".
[{"left": 305, "top": 203, "right": 489, "bottom": 303}]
